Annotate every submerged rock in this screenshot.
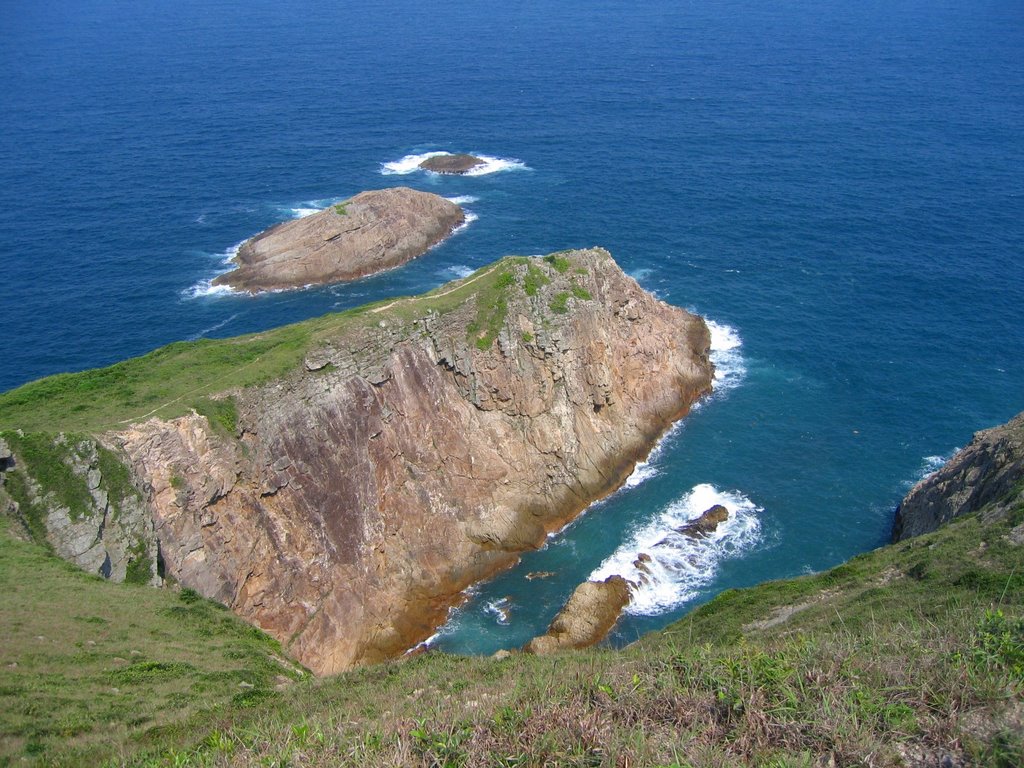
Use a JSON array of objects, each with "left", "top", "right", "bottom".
[
  {"left": 893, "top": 412, "right": 1024, "bottom": 541},
  {"left": 524, "top": 576, "right": 632, "bottom": 655},
  {"left": 212, "top": 187, "right": 464, "bottom": 293},
  {"left": 419, "top": 154, "right": 485, "bottom": 175}
]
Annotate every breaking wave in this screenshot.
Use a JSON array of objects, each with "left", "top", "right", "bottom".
[
  {"left": 182, "top": 241, "right": 244, "bottom": 299},
  {"left": 590, "top": 483, "right": 762, "bottom": 615},
  {"left": 705, "top": 319, "right": 746, "bottom": 396}
]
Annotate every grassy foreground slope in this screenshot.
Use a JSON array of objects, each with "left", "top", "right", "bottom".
[
  {"left": 0, "top": 521, "right": 307, "bottom": 767},
  {"left": 1, "top": 492, "right": 1021, "bottom": 766}
]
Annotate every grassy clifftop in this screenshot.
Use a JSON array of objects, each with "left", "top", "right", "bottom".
[
  {"left": 1, "top": 483, "right": 1021, "bottom": 766},
  {"left": 0, "top": 253, "right": 592, "bottom": 434}
]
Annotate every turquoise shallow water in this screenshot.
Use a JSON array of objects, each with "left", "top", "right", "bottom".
[{"left": 1, "top": 0, "right": 1022, "bottom": 653}]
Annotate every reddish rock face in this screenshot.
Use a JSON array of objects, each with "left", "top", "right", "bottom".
[
  {"left": 212, "top": 187, "right": 465, "bottom": 293},
  {"left": 117, "top": 248, "right": 714, "bottom": 675}
]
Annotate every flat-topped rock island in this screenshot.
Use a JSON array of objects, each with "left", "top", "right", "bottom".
[{"left": 212, "top": 187, "right": 465, "bottom": 293}]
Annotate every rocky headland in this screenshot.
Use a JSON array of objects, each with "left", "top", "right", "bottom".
[
  {"left": 212, "top": 187, "right": 465, "bottom": 293},
  {"left": 893, "top": 411, "right": 1024, "bottom": 541},
  {"left": 0, "top": 248, "right": 713, "bottom": 675},
  {"left": 418, "top": 154, "right": 486, "bottom": 175}
]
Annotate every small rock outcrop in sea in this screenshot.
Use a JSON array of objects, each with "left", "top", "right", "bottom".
[
  {"left": 676, "top": 504, "right": 729, "bottom": 539},
  {"left": 418, "top": 154, "right": 485, "bottom": 175},
  {"left": 524, "top": 576, "right": 632, "bottom": 655},
  {"left": 212, "top": 187, "right": 464, "bottom": 293},
  {"left": 1, "top": 247, "right": 713, "bottom": 675},
  {"left": 893, "top": 411, "right": 1024, "bottom": 541}
]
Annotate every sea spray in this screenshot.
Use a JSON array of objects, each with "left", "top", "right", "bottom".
[{"left": 590, "top": 483, "right": 762, "bottom": 615}]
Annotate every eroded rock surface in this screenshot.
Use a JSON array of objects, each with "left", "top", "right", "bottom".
[
  {"left": 213, "top": 187, "right": 464, "bottom": 293},
  {"left": 524, "top": 576, "right": 632, "bottom": 655},
  {"left": 419, "top": 154, "right": 486, "bottom": 175},
  {"left": 893, "top": 412, "right": 1024, "bottom": 541},
  {"left": 7, "top": 248, "right": 712, "bottom": 675}
]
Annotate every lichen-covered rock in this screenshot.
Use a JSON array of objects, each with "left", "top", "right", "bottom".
[
  {"left": 419, "top": 154, "right": 485, "bottom": 175},
  {"left": 524, "top": 576, "right": 632, "bottom": 655},
  {"left": 212, "top": 187, "right": 465, "bottom": 293},
  {"left": 893, "top": 412, "right": 1024, "bottom": 541},
  {"left": 0, "top": 433, "right": 158, "bottom": 585}
]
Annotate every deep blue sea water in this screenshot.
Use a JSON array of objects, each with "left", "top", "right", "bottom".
[{"left": 1, "top": 0, "right": 1022, "bottom": 654}]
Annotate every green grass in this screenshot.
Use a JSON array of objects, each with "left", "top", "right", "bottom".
[
  {"left": 0, "top": 520, "right": 307, "bottom": 766},
  {"left": 0, "top": 328, "right": 314, "bottom": 434},
  {"left": 549, "top": 291, "right": 571, "bottom": 314},
  {"left": 467, "top": 270, "right": 516, "bottom": 350},
  {"left": 0, "top": 432, "right": 93, "bottom": 526},
  {"left": 0, "top": 252, "right": 602, "bottom": 434},
  {"left": 570, "top": 282, "right": 592, "bottom": 301},
  {"left": 543, "top": 253, "right": 571, "bottom": 273},
  {"left": 522, "top": 264, "right": 550, "bottom": 297},
  {"left": 2, "top": 485, "right": 1019, "bottom": 766},
  {"left": 332, "top": 202, "right": 348, "bottom": 216}
]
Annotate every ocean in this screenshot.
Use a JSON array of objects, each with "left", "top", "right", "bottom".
[{"left": 1, "top": 0, "right": 1022, "bottom": 654}]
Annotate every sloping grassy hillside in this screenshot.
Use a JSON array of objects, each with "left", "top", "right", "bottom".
[
  {"left": 2, "top": 493, "right": 1021, "bottom": 767},
  {"left": 0, "top": 521, "right": 307, "bottom": 767}
]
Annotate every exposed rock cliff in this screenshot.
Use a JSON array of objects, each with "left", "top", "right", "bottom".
[
  {"left": 524, "top": 576, "right": 632, "bottom": 655},
  {"left": 893, "top": 412, "right": 1024, "bottom": 541},
  {"left": 419, "top": 154, "right": 485, "bottom": 175},
  {"left": 212, "top": 187, "right": 464, "bottom": 293},
  {"left": 0, "top": 433, "right": 158, "bottom": 584},
  {"left": 3, "top": 248, "right": 712, "bottom": 675}
]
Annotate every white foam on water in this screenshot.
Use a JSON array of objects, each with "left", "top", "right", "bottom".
[
  {"left": 902, "top": 451, "right": 956, "bottom": 489},
  {"left": 289, "top": 206, "right": 320, "bottom": 218},
  {"left": 183, "top": 281, "right": 234, "bottom": 299},
  {"left": 381, "top": 151, "right": 528, "bottom": 176},
  {"left": 484, "top": 597, "right": 512, "bottom": 626},
  {"left": 451, "top": 210, "right": 479, "bottom": 235},
  {"left": 623, "top": 463, "right": 660, "bottom": 489},
  {"left": 590, "top": 483, "right": 762, "bottom": 616},
  {"left": 188, "top": 313, "right": 239, "bottom": 340},
  {"left": 629, "top": 267, "right": 654, "bottom": 283},
  {"left": 446, "top": 195, "right": 480, "bottom": 205},
  {"left": 461, "top": 154, "right": 529, "bottom": 175},
  {"left": 621, "top": 418, "right": 685, "bottom": 490},
  {"left": 182, "top": 241, "right": 244, "bottom": 299},
  {"left": 705, "top": 319, "right": 746, "bottom": 396},
  {"left": 443, "top": 265, "right": 476, "bottom": 279},
  {"left": 381, "top": 151, "right": 450, "bottom": 175}
]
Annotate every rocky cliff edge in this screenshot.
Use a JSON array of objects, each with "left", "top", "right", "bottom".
[
  {"left": 893, "top": 411, "right": 1024, "bottom": 541},
  {"left": 1, "top": 248, "right": 713, "bottom": 675}
]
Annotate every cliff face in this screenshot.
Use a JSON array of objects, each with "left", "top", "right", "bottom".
[
  {"left": 212, "top": 187, "right": 464, "bottom": 293},
  {"left": 0, "top": 433, "right": 158, "bottom": 585},
  {"left": 893, "top": 412, "right": 1024, "bottom": 541},
  {"left": 107, "top": 248, "right": 712, "bottom": 674}
]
